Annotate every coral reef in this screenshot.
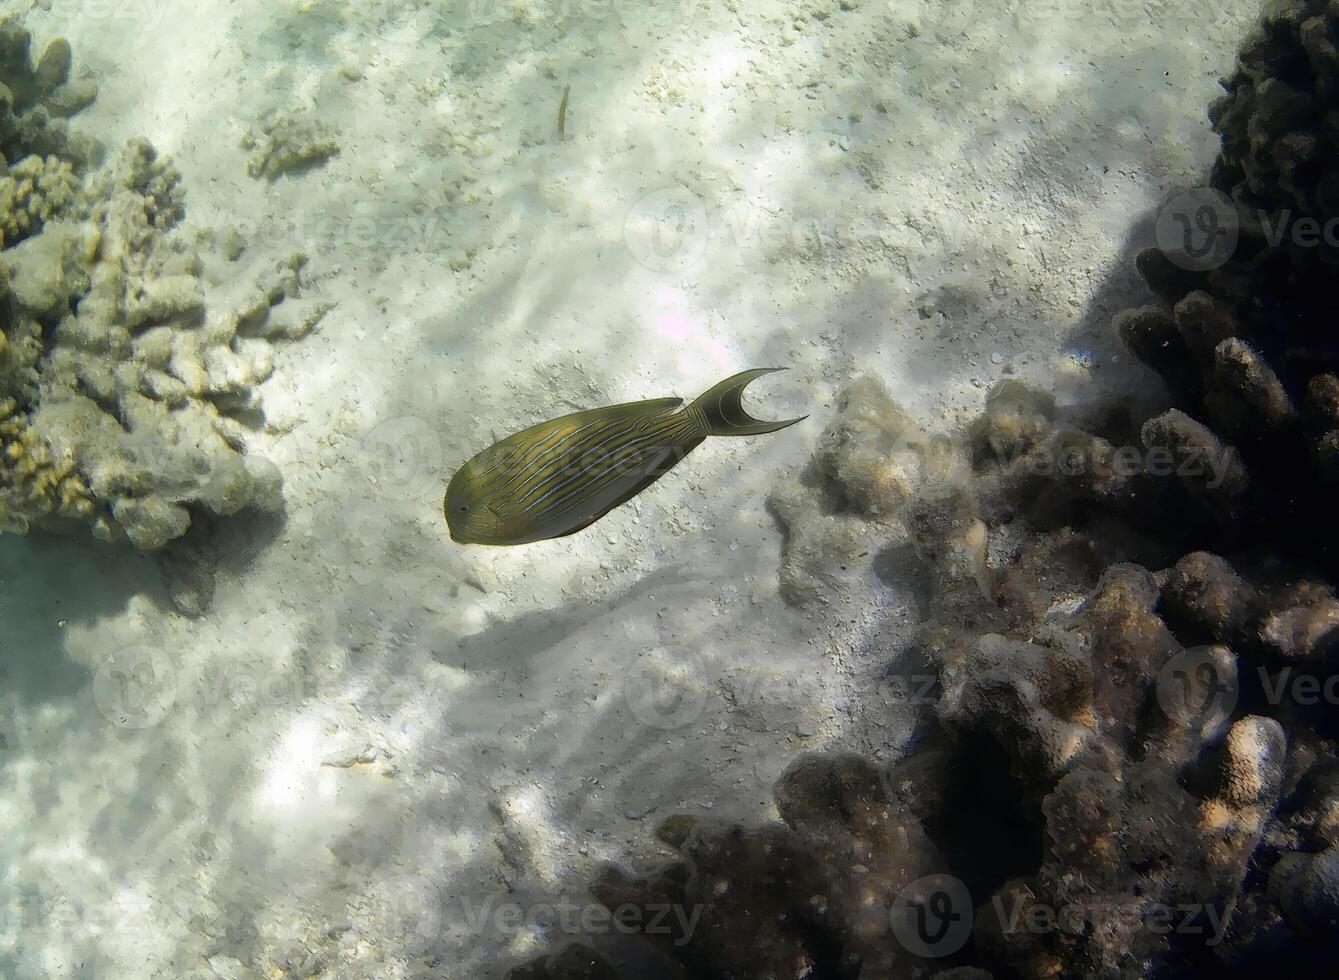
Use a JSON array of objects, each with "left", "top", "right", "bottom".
[
  {"left": 1, "top": 18, "right": 317, "bottom": 565},
  {"left": 506, "top": 3, "right": 1339, "bottom": 977},
  {"left": 510, "top": 416, "right": 1339, "bottom": 978}
]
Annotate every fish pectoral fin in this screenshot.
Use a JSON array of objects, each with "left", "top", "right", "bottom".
[{"left": 548, "top": 509, "right": 607, "bottom": 539}]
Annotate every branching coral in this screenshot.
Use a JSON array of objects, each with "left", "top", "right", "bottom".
[
  {"left": 0, "top": 153, "right": 78, "bottom": 245},
  {"left": 0, "top": 394, "right": 92, "bottom": 533},
  {"left": 1108, "top": 0, "right": 1339, "bottom": 572}
]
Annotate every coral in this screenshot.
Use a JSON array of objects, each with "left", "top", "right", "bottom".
[
  {"left": 1160, "top": 551, "right": 1262, "bottom": 648},
  {"left": 968, "top": 378, "right": 1057, "bottom": 469},
  {"left": 0, "top": 19, "right": 317, "bottom": 575},
  {"left": 973, "top": 762, "right": 1216, "bottom": 978},
  {"left": 0, "top": 153, "right": 79, "bottom": 245},
  {"left": 510, "top": 377, "right": 1339, "bottom": 976},
  {"left": 1105, "top": 0, "right": 1339, "bottom": 572},
  {"left": 1209, "top": 0, "right": 1339, "bottom": 229},
  {"left": 767, "top": 375, "right": 960, "bottom": 607},
  {"left": 934, "top": 632, "right": 1094, "bottom": 787},
  {"left": 0, "top": 395, "right": 93, "bottom": 533},
  {"left": 808, "top": 375, "right": 927, "bottom": 520},
  {"left": 902, "top": 485, "right": 992, "bottom": 627},
  {"left": 507, "top": 754, "right": 942, "bottom": 980},
  {"left": 1, "top": 138, "right": 285, "bottom": 551},
  {"left": 512, "top": 362, "right": 1339, "bottom": 977},
  {"left": 884, "top": 540, "right": 1326, "bottom": 977},
  {"left": 0, "top": 16, "right": 100, "bottom": 168},
  {"left": 243, "top": 110, "right": 340, "bottom": 181},
  {"left": 895, "top": 365, "right": 1336, "bottom": 975}
]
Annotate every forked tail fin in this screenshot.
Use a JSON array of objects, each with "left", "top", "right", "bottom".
[{"left": 691, "top": 368, "right": 806, "bottom": 437}]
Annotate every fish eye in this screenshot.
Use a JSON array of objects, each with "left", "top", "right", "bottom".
[{"left": 459, "top": 505, "right": 468, "bottom": 513}]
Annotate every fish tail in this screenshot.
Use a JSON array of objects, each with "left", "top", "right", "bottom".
[{"left": 690, "top": 368, "right": 806, "bottom": 437}]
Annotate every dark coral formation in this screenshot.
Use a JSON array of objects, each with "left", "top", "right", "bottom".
[
  {"left": 510, "top": 754, "right": 947, "bottom": 980},
  {"left": 509, "top": 537, "right": 1339, "bottom": 978},
  {"left": 1113, "top": 0, "right": 1339, "bottom": 570},
  {"left": 888, "top": 544, "right": 1339, "bottom": 978},
  {"left": 0, "top": 15, "right": 100, "bottom": 175},
  {"left": 507, "top": 4, "right": 1339, "bottom": 978}
]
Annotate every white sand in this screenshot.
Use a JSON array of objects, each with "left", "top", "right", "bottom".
[{"left": 1, "top": 0, "right": 1260, "bottom": 976}]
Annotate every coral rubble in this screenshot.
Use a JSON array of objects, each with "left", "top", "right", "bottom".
[{"left": 243, "top": 110, "right": 341, "bottom": 181}]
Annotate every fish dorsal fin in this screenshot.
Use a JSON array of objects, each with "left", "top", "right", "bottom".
[
  {"left": 491, "top": 397, "right": 684, "bottom": 451},
  {"left": 542, "top": 396, "right": 683, "bottom": 429},
  {"left": 607, "top": 396, "right": 683, "bottom": 417}
]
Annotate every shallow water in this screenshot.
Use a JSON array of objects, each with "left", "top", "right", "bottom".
[{"left": 1, "top": 1, "right": 1275, "bottom": 977}]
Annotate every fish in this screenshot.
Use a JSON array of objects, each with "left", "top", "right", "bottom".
[{"left": 445, "top": 368, "right": 804, "bottom": 545}]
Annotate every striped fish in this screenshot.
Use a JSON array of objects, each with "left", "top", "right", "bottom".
[{"left": 445, "top": 368, "right": 804, "bottom": 545}]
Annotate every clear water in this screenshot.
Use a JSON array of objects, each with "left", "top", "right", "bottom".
[{"left": 0, "top": 1, "right": 1274, "bottom": 977}]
